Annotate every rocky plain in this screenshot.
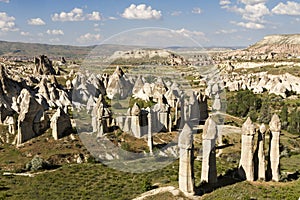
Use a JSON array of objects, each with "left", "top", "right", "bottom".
[{"left": 0, "top": 34, "right": 300, "bottom": 199}]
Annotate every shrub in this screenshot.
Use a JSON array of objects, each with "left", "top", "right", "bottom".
[
  {"left": 25, "top": 155, "right": 51, "bottom": 171},
  {"left": 141, "top": 178, "right": 152, "bottom": 192}
]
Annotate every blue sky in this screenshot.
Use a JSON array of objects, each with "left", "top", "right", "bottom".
[{"left": 1, "top": 0, "right": 300, "bottom": 46}]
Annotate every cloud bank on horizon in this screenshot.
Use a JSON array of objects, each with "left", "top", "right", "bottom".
[{"left": 0, "top": 0, "right": 300, "bottom": 46}]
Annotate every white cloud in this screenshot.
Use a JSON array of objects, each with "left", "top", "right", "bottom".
[
  {"left": 52, "top": 8, "right": 84, "bottom": 21},
  {"left": 220, "top": 0, "right": 231, "bottom": 6},
  {"left": 221, "top": 0, "right": 269, "bottom": 26},
  {"left": 172, "top": 28, "right": 205, "bottom": 37},
  {"left": 52, "top": 8, "right": 102, "bottom": 22},
  {"left": 46, "top": 29, "right": 64, "bottom": 35},
  {"left": 243, "top": 3, "right": 269, "bottom": 22},
  {"left": 27, "top": 18, "right": 45, "bottom": 25},
  {"left": 272, "top": 1, "right": 300, "bottom": 16},
  {"left": 192, "top": 7, "right": 202, "bottom": 14},
  {"left": 86, "top": 11, "right": 101, "bottom": 21},
  {"left": 223, "top": 5, "right": 244, "bottom": 14},
  {"left": 171, "top": 28, "right": 209, "bottom": 42},
  {"left": 0, "top": 0, "right": 9, "bottom": 3},
  {"left": 122, "top": 4, "right": 162, "bottom": 20},
  {"left": 235, "top": 21, "right": 265, "bottom": 29},
  {"left": 0, "top": 12, "right": 18, "bottom": 32},
  {"left": 215, "top": 29, "right": 237, "bottom": 34},
  {"left": 77, "top": 33, "right": 101, "bottom": 43},
  {"left": 238, "top": 0, "right": 267, "bottom": 5},
  {"left": 20, "top": 31, "right": 30, "bottom": 36},
  {"left": 108, "top": 16, "right": 118, "bottom": 20},
  {"left": 171, "top": 11, "right": 182, "bottom": 16}
]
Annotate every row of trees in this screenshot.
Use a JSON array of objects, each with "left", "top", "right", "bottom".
[{"left": 227, "top": 90, "right": 300, "bottom": 134}]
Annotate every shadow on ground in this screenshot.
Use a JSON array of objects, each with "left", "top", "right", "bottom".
[{"left": 194, "top": 167, "right": 242, "bottom": 196}]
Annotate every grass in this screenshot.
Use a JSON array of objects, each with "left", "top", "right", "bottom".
[
  {"left": 1, "top": 154, "right": 299, "bottom": 200},
  {"left": 233, "top": 62, "right": 300, "bottom": 76},
  {"left": 201, "top": 179, "right": 300, "bottom": 200},
  {"left": 0, "top": 162, "right": 180, "bottom": 200}
]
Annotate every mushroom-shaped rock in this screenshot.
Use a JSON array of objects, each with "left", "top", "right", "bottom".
[
  {"left": 131, "top": 103, "right": 141, "bottom": 116},
  {"left": 269, "top": 114, "right": 281, "bottom": 132},
  {"left": 178, "top": 124, "right": 193, "bottom": 149},
  {"left": 259, "top": 123, "right": 266, "bottom": 134},
  {"left": 242, "top": 117, "right": 256, "bottom": 136},
  {"left": 202, "top": 117, "right": 218, "bottom": 140}
]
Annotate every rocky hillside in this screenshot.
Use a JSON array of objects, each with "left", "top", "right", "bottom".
[{"left": 246, "top": 34, "right": 300, "bottom": 55}]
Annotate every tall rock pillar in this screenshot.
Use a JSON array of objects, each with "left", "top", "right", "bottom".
[
  {"left": 269, "top": 114, "right": 281, "bottom": 182},
  {"left": 239, "top": 117, "right": 256, "bottom": 181},
  {"left": 201, "top": 117, "right": 217, "bottom": 184},
  {"left": 146, "top": 108, "right": 153, "bottom": 155},
  {"left": 258, "top": 123, "right": 266, "bottom": 180},
  {"left": 178, "top": 124, "right": 194, "bottom": 194}
]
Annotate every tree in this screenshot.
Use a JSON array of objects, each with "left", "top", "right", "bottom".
[
  {"left": 288, "top": 108, "right": 300, "bottom": 134},
  {"left": 280, "top": 104, "right": 289, "bottom": 130},
  {"left": 227, "top": 90, "right": 262, "bottom": 118},
  {"left": 259, "top": 101, "right": 271, "bottom": 124}
]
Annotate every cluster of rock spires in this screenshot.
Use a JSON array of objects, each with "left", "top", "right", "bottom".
[
  {"left": 238, "top": 115, "right": 281, "bottom": 182},
  {"left": 178, "top": 114, "right": 282, "bottom": 195},
  {"left": 0, "top": 52, "right": 285, "bottom": 196},
  {"left": 72, "top": 65, "right": 209, "bottom": 140},
  {"left": 221, "top": 71, "right": 300, "bottom": 98},
  {"left": 0, "top": 55, "right": 72, "bottom": 146}
]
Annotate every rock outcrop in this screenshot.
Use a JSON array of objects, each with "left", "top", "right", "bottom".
[
  {"left": 50, "top": 107, "right": 72, "bottom": 140},
  {"left": 91, "top": 94, "right": 111, "bottom": 137},
  {"left": 16, "top": 89, "right": 48, "bottom": 145},
  {"left": 34, "top": 55, "right": 56, "bottom": 75},
  {"left": 106, "top": 66, "right": 133, "bottom": 99}
]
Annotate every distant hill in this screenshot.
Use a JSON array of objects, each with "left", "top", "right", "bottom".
[
  {"left": 246, "top": 34, "right": 300, "bottom": 55},
  {"left": 0, "top": 41, "right": 145, "bottom": 59},
  {"left": 0, "top": 40, "right": 95, "bottom": 59}
]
